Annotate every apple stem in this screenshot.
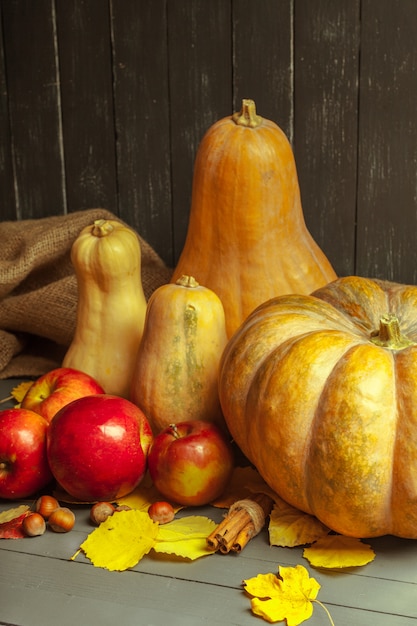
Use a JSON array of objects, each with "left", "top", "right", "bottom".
[
  {"left": 0, "top": 461, "right": 7, "bottom": 470},
  {"left": 168, "top": 424, "right": 180, "bottom": 439}
]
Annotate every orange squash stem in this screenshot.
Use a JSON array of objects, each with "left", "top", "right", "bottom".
[
  {"left": 370, "top": 313, "right": 416, "bottom": 350},
  {"left": 232, "top": 98, "right": 262, "bottom": 128}
]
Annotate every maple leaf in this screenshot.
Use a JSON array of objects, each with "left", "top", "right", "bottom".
[
  {"left": 11, "top": 381, "right": 34, "bottom": 404},
  {"left": 0, "top": 505, "right": 31, "bottom": 539},
  {"left": 243, "top": 564, "right": 335, "bottom": 626},
  {"left": 303, "top": 534, "right": 375, "bottom": 568},
  {"left": 0, "top": 381, "right": 34, "bottom": 406},
  {"left": 154, "top": 515, "right": 217, "bottom": 560},
  {"left": 78, "top": 509, "right": 159, "bottom": 571},
  {"left": 269, "top": 497, "right": 330, "bottom": 547}
]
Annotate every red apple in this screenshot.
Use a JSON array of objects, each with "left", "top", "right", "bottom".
[
  {"left": 46, "top": 394, "right": 153, "bottom": 501},
  {"left": 20, "top": 367, "right": 105, "bottom": 423},
  {"left": 147, "top": 420, "right": 234, "bottom": 506},
  {"left": 0, "top": 408, "right": 53, "bottom": 499}
]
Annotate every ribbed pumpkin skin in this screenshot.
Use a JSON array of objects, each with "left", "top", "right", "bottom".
[
  {"left": 172, "top": 100, "right": 337, "bottom": 337},
  {"left": 219, "top": 276, "right": 417, "bottom": 539},
  {"left": 130, "top": 276, "right": 228, "bottom": 434}
]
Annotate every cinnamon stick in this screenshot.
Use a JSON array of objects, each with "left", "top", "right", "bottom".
[
  {"left": 221, "top": 520, "right": 255, "bottom": 553},
  {"left": 207, "top": 492, "right": 273, "bottom": 554}
]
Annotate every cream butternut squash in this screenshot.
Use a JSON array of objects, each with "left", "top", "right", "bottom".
[{"left": 62, "top": 219, "right": 147, "bottom": 397}]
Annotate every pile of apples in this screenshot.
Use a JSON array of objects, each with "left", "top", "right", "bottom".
[{"left": 0, "top": 367, "right": 234, "bottom": 507}]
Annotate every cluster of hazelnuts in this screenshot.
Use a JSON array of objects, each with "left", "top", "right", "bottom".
[
  {"left": 22, "top": 496, "right": 177, "bottom": 537},
  {"left": 22, "top": 495, "right": 75, "bottom": 537}
]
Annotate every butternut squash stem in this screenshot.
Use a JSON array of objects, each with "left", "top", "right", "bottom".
[
  {"left": 232, "top": 99, "right": 262, "bottom": 128},
  {"left": 370, "top": 313, "right": 416, "bottom": 350},
  {"left": 176, "top": 275, "right": 199, "bottom": 288},
  {"left": 91, "top": 219, "right": 114, "bottom": 237}
]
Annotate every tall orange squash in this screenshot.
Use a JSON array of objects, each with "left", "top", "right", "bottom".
[{"left": 172, "top": 99, "right": 337, "bottom": 337}]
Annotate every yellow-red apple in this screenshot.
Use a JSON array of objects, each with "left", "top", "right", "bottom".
[
  {"left": 147, "top": 420, "right": 234, "bottom": 506},
  {"left": 21, "top": 367, "right": 105, "bottom": 423}
]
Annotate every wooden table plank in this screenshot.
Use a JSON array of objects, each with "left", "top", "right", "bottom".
[
  {"left": 1, "top": 546, "right": 416, "bottom": 626},
  {"left": 166, "top": 0, "right": 232, "bottom": 263},
  {"left": 357, "top": 0, "right": 417, "bottom": 284},
  {"left": 294, "top": 0, "right": 360, "bottom": 278},
  {"left": 110, "top": 0, "right": 174, "bottom": 268},
  {"left": 232, "top": 0, "right": 293, "bottom": 140},
  {"left": 56, "top": 0, "right": 118, "bottom": 214},
  {"left": 0, "top": 6, "right": 16, "bottom": 220},
  {"left": 1, "top": 0, "right": 67, "bottom": 219}
]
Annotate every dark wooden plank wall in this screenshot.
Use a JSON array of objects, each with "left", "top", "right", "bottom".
[{"left": 1, "top": 0, "right": 416, "bottom": 283}]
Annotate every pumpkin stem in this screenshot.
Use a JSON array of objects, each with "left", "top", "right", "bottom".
[
  {"left": 91, "top": 219, "right": 114, "bottom": 237},
  {"left": 370, "top": 313, "right": 416, "bottom": 350},
  {"left": 232, "top": 99, "right": 262, "bottom": 128},
  {"left": 176, "top": 275, "right": 200, "bottom": 288}
]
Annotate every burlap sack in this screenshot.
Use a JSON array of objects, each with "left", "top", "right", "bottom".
[{"left": 0, "top": 209, "right": 173, "bottom": 379}]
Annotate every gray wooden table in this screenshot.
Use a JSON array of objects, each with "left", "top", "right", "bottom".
[{"left": 0, "top": 378, "right": 416, "bottom": 626}]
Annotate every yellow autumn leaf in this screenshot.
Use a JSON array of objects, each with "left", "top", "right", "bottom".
[
  {"left": 243, "top": 564, "right": 333, "bottom": 626},
  {"left": 154, "top": 515, "right": 217, "bottom": 560},
  {"left": 0, "top": 380, "right": 33, "bottom": 406},
  {"left": 116, "top": 482, "right": 161, "bottom": 511},
  {"left": 11, "top": 381, "right": 33, "bottom": 404},
  {"left": 211, "top": 466, "right": 269, "bottom": 508},
  {"left": 243, "top": 571, "right": 282, "bottom": 598},
  {"left": 245, "top": 480, "right": 280, "bottom": 502},
  {"left": 116, "top": 473, "right": 183, "bottom": 513},
  {"left": 303, "top": 534, "right": 375, "bottom": 568},
  {"left": 0, "top": 504, "right": 30, "bottom": 524},
  {"left": 269, "top": 497, "right": 330, "bottom": 547},
  {"left": 79, "top": 509, "right": 159, "bottom": 571}
]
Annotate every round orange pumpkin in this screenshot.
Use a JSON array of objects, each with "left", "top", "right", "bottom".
[
  {"left": 219, "top": 275, "right": 417, "bottom": 539},
  {"left": 172, "top": 99, "right": 337, "bottom": 337}
]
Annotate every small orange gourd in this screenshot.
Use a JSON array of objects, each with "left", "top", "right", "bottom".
[
  {"left": 130, "top": 275, "right": 227, "bottom": 434},
  {"left": 62, "top": 219, "right": 147, "bottom": 397},
  {"left": 172, "top": 99, "right": 337, "bottom": 337},
  {"left": 219, "top": 275, "right": 417, "bottom": 539}
]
